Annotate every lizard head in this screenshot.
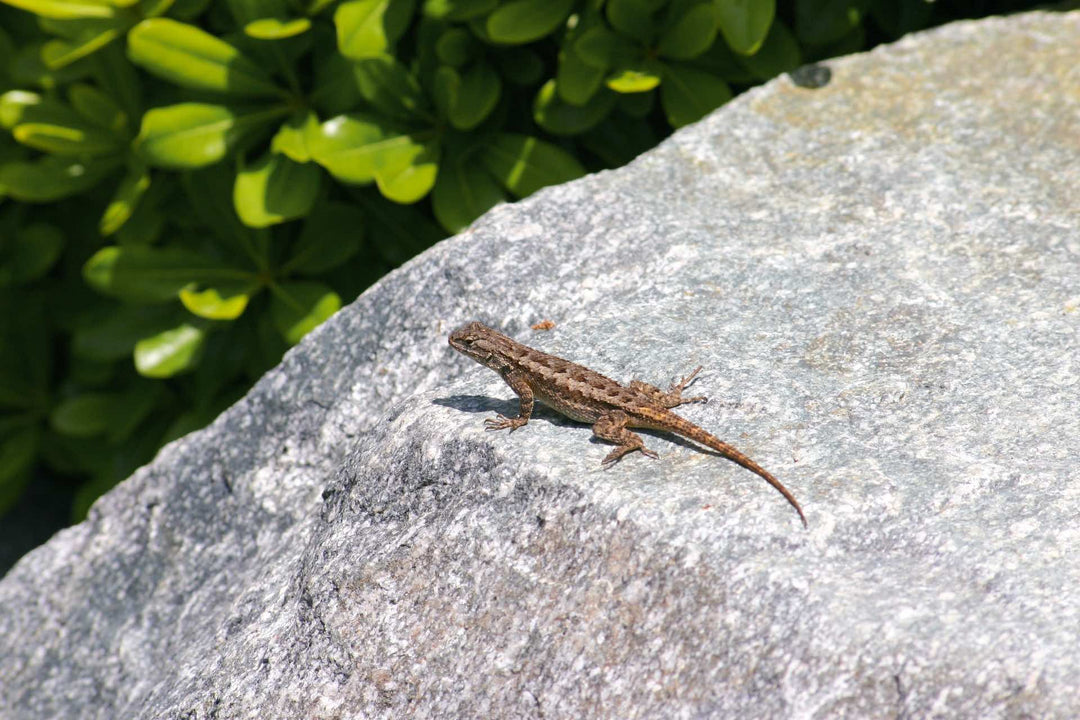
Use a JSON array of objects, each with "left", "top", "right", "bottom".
[{"left": 448, "top": 321, "right": 506, "bottom": 365}]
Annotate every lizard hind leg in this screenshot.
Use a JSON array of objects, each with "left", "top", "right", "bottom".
[
  {"left": 593, "top": 410, "right": 659, "bottom": 467},
  {"left": 629, "top": 366, "right": 708, "bottom": 408}
]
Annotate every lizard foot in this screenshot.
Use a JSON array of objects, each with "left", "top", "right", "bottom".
[{"left": 485, "top": 414, "right": 527, "bottom": 432}]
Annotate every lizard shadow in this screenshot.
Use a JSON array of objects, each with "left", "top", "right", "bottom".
[
  {"left": 435, "top": 395, "right": 722, "bottom": 456},
  {"left": 433, "top": 395, "right": 577, "bottom": 427}
]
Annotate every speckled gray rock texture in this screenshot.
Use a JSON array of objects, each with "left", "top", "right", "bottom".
[{"left": 2, "top": 10, "right": 1079, "bottom": 720}]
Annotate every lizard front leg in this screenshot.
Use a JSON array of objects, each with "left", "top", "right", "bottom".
[
  {"left": 593, "top": 410, "right": 659, "bottom": 467},
  {"left": 629, "top": 366, "right": 708, "bottom": 408},
  {"left": 485, "top": 367, "right": 533, "bottom": 432}
]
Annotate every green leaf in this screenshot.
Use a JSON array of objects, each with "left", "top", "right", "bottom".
[
  {"left": 660, "top": 64, "right": 732, "bottom": 128},
  {"left": 310, "top": 113, "right": 438, "bottom": 202},
  {"left": 99, "top": 163, "right": 151, "bottom": 236},
  {"left": 0, "top": 155, "right": 116, "bottom": 202},
  {"left": 179, "top": 283, "right": 252, "bottom": 320},
  {"left": 0, "top": 291, "right": 49, "bottom": 409},
  {"left": 689, "top": 33, "right": 757, "bottom": 83},
  {"left": 270, "top": 110, "right": 321, "bottom": 163},
  {"left": 715, "top": 0, "right": 775, "bottom": 55},
  {"left": 227, "top": 0, "right": 291, "bottom": 27},
  {"left": 270, "top": 281, "right": 341, "bottom": 344},
  {"left": 128, "top": 19, "right": 282, "bottom": 97},
  {"left": 355, "top": 192, "right": 444, "bottom": 266},
  {"left": 104, "top": 381, "right": 163, "bottom": 443},
  {"left": 336, "top": 0, "right": 416, "bottom": 59},
  {"left": 736, "top": 18, "right": 800, "bottom": 80},
  {"left": 423, "top": 0, "right": 496, "bottom": 21},
  {"left": 311, "top": 47, "right": 364, "bottom": 116},
  {"left": 617, "top": 89, "right": 654, "bottom": 118},
  {"left": 0, "top": 0, "right": 117, "bottom": 20},
  {"left": 455, "top": 62, "right": 500, "bottom": 130},
  {"left": 0, "top": 427, "right": 37, "bottom": 517},
  {"left": 38, "top": 21, "right": 124, "bottom": 69},
  {"left": 374, "top": 137, "right": 438, "bottom": 203},
  {"left": 497, "top": 47, "right": 544, "bottom": 86},
  {"left": 234, "top": 152, "right": 321, "bottom": 228},
  {"left": 137, "top": 103, "right": 285, "bottom": 169},
  {"left": 481, "top": 133, "right": 584, "bottom": 198},
  {"left": 486, "top": 0, "right": 575, "bottom": 45},
  {"left": 12, "top": 120, "right": 120, "bottom": 155},
  {"left": 72, "top": 304, "right": 179, "bottom": 361},
  {"left": 605, "top": 0, "right": 655, "bottom": 42},
  {"left": 180, "top": 166, "right": 257, "bottom": 253},
  {"left": 432, "top": 144, "right": 505, "bottom": 233},
  {"left": 795, "top": 0, "right": 864, "bottom": 46},
  {"left": 50, "top": 393, "right": 115, "bottom": 437},
  {"left": 310, "top": 112, "right": 394, "bottom": 183},
  {"left": 435, "top": 27, "right": 476, "bottom": 66},
  {"left": 606, "top": 61, "right": 663, "bottom": 93},
  {"left": 0, "top": 223, "right": 65, "bottom": 286},
  {"left": 556, "top": 34, "right": 606, "bottom": 105},
  {"left": 534, "top": 78, "right": 615, "bottom": 135},
  {"left": 352, "top": 55, "right": 427, "bottom": 121},
  {"left": 869, "top": 0, "right": 933, "bottom": 39},
  {"left": 580, "top": 116, "right": 660, "bottom": 167},
  {"left": 436, "top": 62, "right": 501, "bottom": 131},
  {"left": 134, "top": 323, "right": 207, "bottom": 377},
  {"left": 1, "top": 89, "right": 120, "bottom": 153},
  {"left": 1, "top": 89, "right": 81, "bottom": 129},
  {"left": 283, "top": 203, "right": 364, "bottom": 275},
  {"left": 573, "top": 26, "right": 637, "bottom": 70},
  {"left": 245, "top": 17, "right": 312, "bottom": 39},
  {"left": 68, "top": 83, "right": 127, "bottom": 132},
  {"left": 83, "top": 245, "right": 238, "bottom": 302},
  {"left": 658, "top": 3, "right": 717, "bottom": 60}
]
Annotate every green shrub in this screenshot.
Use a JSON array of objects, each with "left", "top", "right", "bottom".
[{"left": 0, "top": 0, "right": 1045, "bottom": 522}]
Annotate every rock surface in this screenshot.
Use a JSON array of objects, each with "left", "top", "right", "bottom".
[{"left": 2, "top": 10, "right": 1079, "bottom": 719}]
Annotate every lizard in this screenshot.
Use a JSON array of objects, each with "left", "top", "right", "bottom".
[{"left": 448, "top": 321, "right": 807, "bottom": 527}]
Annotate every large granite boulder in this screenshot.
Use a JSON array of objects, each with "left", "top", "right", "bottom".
[{"left": 2, "top": 10, "right": 1078, "bottom": 719}]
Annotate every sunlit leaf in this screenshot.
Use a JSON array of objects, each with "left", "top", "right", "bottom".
[
  {"left": 137, "top": 103, "right": 286, "bottom": 169},
  {"left": 1, "top": 0, "right": 116, "bottom": 20},
  {"left": 270, "top": 281, "right": 341, "bottom": 344},
  {"left": 245, "top": 17, "right": 311, "bottom": 39},
  {"left": 234, "top": 152, "right": 321, "bottom": 227},
  {"left": 134, "top": 323, "right": 206, "bottom": 377},
  {"left": 179, "top": 283, "right": 252, "bottom": 320},
  {"left": 336, "top": 0, "right": 416, "bottom": 59},
  {"left": 128, "top": 18, "right": 282, "bottom": 97},
  {"left": 99, "top": 163, "right": 150, "bottom": 236},
  {"left": 270, "top": 110, "right": 321, "bottom": 163}
]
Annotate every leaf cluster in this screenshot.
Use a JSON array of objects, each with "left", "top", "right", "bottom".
[{"left": 0, "top": 0, "right": 1044, "bottom": 521}]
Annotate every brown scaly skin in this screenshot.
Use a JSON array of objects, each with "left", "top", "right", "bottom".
[{"left": 449, "top": 321, "right": 807, "bottom": 528}]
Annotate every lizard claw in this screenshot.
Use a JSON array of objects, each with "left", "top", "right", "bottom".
[
  {"left": 600, "top": 445, "right": 658, "bottom": 467},
  {"left": 485, "top": 414, "right": 526, "bottom": 432}
]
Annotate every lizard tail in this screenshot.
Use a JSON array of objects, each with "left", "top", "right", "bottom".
[
  {"left": 705, "top": 435, "right": 808, "bottom": 528},
  {"left": 661, "top": 413, "right": 807, "bottom": 527}
]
